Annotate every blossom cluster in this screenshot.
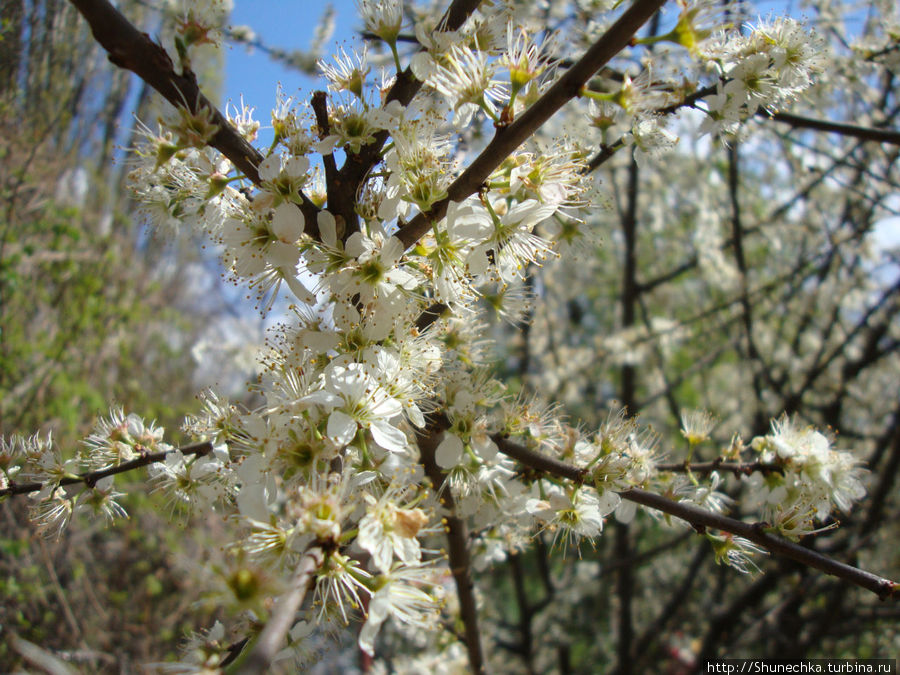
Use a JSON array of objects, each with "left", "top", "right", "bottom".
[
  {"left": 747, "top": 416, "right": 867, "bottom": 539},
  {"left": 698, "top": 16, "right": 828, "bottom": 137},
  {"left": 0, "top": 0, "right": 864, "bottom": 669}
]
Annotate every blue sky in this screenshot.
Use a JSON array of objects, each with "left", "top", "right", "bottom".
[{"left": 224, "top": 1, "right": 362, "bottom": 141}]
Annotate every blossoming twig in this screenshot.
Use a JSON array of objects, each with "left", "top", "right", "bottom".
[
  {"left": 334, "top": 0, "right": 484, "bottom": 221},
  {"left": 417, "top": 423, "right": 486, "bottom": 674},
  {"left": 395, "top": 0, "right": 669, "bottom": 249},
  {"left": 493, "top": 436, "right": 898, "bottom": 600},
  {"left": 0, "top": 441, "right": 213, "bottom": 498},
  {"left": 66, "top": 0, "right": 322, "bottom": 230}
]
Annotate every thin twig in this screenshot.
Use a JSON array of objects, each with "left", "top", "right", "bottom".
[
  {"left": 758, "top": 110, "right": 900, "bottom": 146},
  {"left": 654, "top": 459, "right": 784, "bottom": 475}
]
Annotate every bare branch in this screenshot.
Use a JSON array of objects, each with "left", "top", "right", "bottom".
[{"left": 758, "top": 109, "right": 900, "bottom": 146}]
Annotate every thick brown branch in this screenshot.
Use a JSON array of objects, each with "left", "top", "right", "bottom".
[
  {"left": 493, "top": 437, "right": 898, "bottom": 600},
  {"left": 395, "top": 0, "right": 668, "bottom": 249},
  {"left": 1, "top": 441, "right": 213, "bottom": 498}
]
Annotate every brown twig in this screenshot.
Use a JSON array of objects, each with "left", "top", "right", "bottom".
[
  {"left": 654, "top": 459, "right": 784, "bottom": 475},
  {"left": 758, "top": 110, "right": 900, "bottom": 146}
]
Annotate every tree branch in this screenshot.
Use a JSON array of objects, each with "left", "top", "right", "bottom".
[
  {"left": 758, "top": 109, "right": 900, "bottom": 146},
  {"left": 395, "top": 0, "right": 668, "bottom": 249},
  {"left": 586, "top": 86, "right": 900, "bottom": 175},
  {"left": 229, "top": 547, "right": 325, "bottom": 675},
  {"left": 0, "top": 441, "right": 213, "bottom": 498},
  {"left": 335, "top": 0, "right": 485, "bottom": 236},
  {"left": 66, "top": 0, "right": 321, "bottom": 234},
  {"left": 492, "top": 436, "right": 899, "bottom": 600}
]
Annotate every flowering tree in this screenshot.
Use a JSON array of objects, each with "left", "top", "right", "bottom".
[{"left": 2, "top": 0, "right": 899, "bottom": 672}]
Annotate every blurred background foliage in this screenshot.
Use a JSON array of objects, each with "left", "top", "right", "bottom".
[{"left": 0, "top": 1, "right": 239, "bottom": 669}]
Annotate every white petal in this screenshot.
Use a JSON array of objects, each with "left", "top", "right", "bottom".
[
  {"left": 299, "top": 389, "right": 339, "bottom": 408},
  {"left": 410, "top": 52, "right": 435, "bottom": 81},
  {"left": 466, "top": 246, "right": 490, "bottom": 276},
  {"left": 313, "top": 135, "right": 341, "bottom": 155},
  {"left": 473, "top": 436, "right": 498, "bottom": 462},
  {"left": 236, "top": 482, "right": 270, "bottom": 522},
  {"left": 266, "top": 240, "right": 300, "bottom": 269},
  {"left": 614, "top": 499, "right": 637, "bottom": 524},
  {"left": 394, "top": 535, "right": 421, "bottom": 564},
  {"left": 370, "top": 419, "right": 408, "bottom": 453},
  {"left": 284, "top": 155, "right": 309, "bottom": 178},
  {"left": 271, "top": 202, "right": 304, "bottom": 241},
  {"left": 285, "top": 274, "right": 316, "bottom": 305},
  {"left": 258, "top": 154, "right": 281, "bottom": 181},
  {"left": 345, "top": 231, "right": 368, "bottom": 258},
  {"left": 358, "top": 616, "right": 381, "bottom": 657},
  {"left": 405, "top": 403, "right": 425, "bottom": 428},
  {"left": 328, "top": 410, "right": 358, "bottom": 447},
  {"left": 316, "top": 210, "right": 337, "bottom": 247},
  {"left": 435, "top": 433, "right": 464, "bottom": 469},
  {"left": 595, "top": 489, "right": 621, "bottom": 516}
]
